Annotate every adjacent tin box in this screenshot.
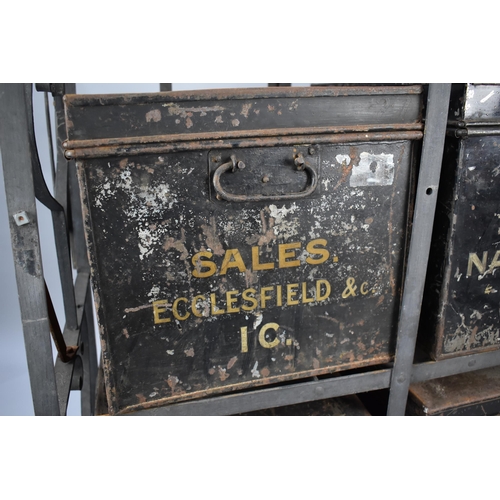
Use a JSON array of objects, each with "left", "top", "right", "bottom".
[
  {"left": 406, "top": 366, "right": 500, "bottom": 416},
  {"left": 420, "top": 84, "right": 500, "bottom": 360},
  {"left": 64, "top": 86, "right": 423, "bottom": 415}
]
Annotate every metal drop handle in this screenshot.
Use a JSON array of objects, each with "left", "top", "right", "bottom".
[{"left": 213, "top": 153, "right": 318, "bottom": 202}]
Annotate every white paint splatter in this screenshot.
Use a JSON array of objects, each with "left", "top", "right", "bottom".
[
  {"left": 253, "top": 313, "right": 263, "bottom": 330},
  {"left": 350, "top": 152, "right": 395, "bottom": 187},
  {"left": 269, "top": 203, "right": 300, "bottom": 238},
  {"left": 251, "top": 361, "right": 260, "bottom": 378},
  {"left": 335, "top": 154, "right": 351, "bottom": 165},
  {"left": 148, "top": 285, "right": 160, "bottom": 301}
]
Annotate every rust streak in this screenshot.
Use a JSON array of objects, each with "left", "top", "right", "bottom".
[
  {"left": 67, "top": 131, "right": 424, "bottom": 160},
  {"left": 332, "top": 160, "right": 353, "bottom": 191},
  {"left": 227, "top": 356, "right": 238, "bottom": 370},
  {"left": 218, "top": 367, "right": 230, "bottom": 381},
  {"left": 201, "top": 216, "right": 224, "bottom": 256},
  {"left": 124, "top": 304, "right": 153, "bottom": 313},
  {"left": 163, "top": 227, "right": 188, "bottom": 260}
]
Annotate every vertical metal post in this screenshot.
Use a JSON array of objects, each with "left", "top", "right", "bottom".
[
  {"left": 0, "top": 83, "right": 60, "bottom": 415},
  {"left": 54, "top": 83, "right": 97, "bottom": 415},
  {"left": 54, "top": 83, "right": 98, "bottom": 415},
  {"left": 387, "top": 83, "right": 451, "bottom": 415}
]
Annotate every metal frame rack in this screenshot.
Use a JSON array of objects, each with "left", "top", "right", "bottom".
[{"left": 1, "top": 83, "right": 500, "bottom": 416}]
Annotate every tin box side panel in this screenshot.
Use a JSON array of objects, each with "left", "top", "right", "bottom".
[{"left": 418, "top": 135, "right": 461, "bottom": 359}]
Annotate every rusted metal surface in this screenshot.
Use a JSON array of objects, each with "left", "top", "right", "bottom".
[
  {"left": 64, "top": 123, "right": 424, "bottom": 151},
  {"left": 407, "top": 366, "right": 500, "bottom": 415},
  {"left": 420, "top": 84, "right": 500, "bottom": 360},
  {"left": 45, "top": 282, "right": 78, "bottom": 363},
  {"left": 67, "top": 86, "right": 423, "bottom": 415}
]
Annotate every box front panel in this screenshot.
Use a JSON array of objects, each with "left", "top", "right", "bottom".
[{"left": 81, "top": 140, "right": 413, "bottom": 413}]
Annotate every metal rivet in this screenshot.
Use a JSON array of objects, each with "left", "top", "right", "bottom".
[
  {"left": 396, "top": 375, "right": 406, "bottom": 384},
  {"left": 314, "top": 386, "right": 324, "bottom": 397},
  {"left": 309, "top": 147, "right": 316, "bottom": 155},
  {"left": 237, "top": 161, "right": 246, "bottom": 170},
  {"left": 294, "top": 154, "right": 305, "bottom": 170},
  {"left": 13, "top": 211, "right": 30, "bottom": 226}
]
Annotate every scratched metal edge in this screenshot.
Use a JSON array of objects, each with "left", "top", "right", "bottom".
[
  {"left": 113, "top": 355, "right": 392, "bottom": 415},
  {"left": 66, "top": 131, "right": 424, "bottom": 160},
  {"left": 75, "top": 159, "right": 119, "bottom": 414},
  {"left": 64, "top": 85, "right": 424, "bottom": 108},
  {"left": 64, "top": 123, "right": 424, "bottom": 150}
]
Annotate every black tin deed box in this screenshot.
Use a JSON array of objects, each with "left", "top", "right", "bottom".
[
  {"left": 64, "top": 86, "right": 423, "bottom": 415},
  {"left": 420, "top": 84, "right": 500, "bottom": 360}
]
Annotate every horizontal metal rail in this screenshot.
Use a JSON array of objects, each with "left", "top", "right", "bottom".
[{"left": 120, "top": 347, "right": 500, "bottom": 416}]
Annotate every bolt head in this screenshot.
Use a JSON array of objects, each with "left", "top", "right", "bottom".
[
  {"left": 13, "top": 211, "right": 30, "bottom": 226},
  {"left": 314, "top": 386, "right": 324, "bottom": 396}
]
